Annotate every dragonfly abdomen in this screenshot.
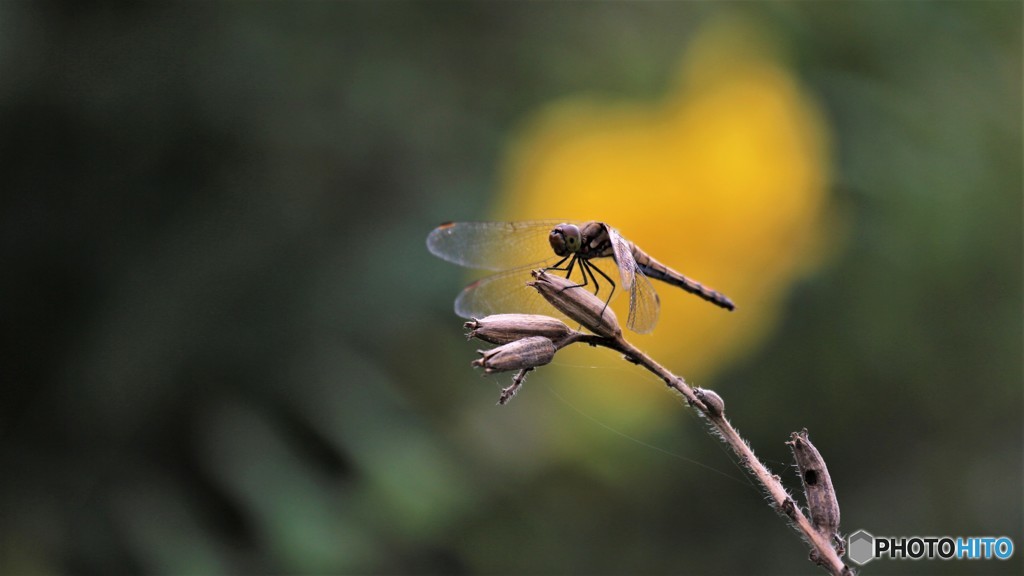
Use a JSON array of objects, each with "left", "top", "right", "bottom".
[{"left": 634, "top": 250, "right": 735, "bottom": 311}]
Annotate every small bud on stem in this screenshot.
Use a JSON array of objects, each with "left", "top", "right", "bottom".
[
  {"left": 694, "top": 387, "right": 725, "bottom": 417},
  {"left": 465, "top": 314, "right": 574, "bottom": 345},
  {"left": 529, "top": 270, "right": 621, "bottom": 338},
  {"left": 472, "top": 336, "right": 556, "bottom": 374},
  {"left": 788, "top": 429, "right": 842, "bottom": 554}
]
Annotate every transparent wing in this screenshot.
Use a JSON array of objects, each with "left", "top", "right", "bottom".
[
  {"left": 608, "top": 227, "right": 661, "bottom": 333},
  {"left": 454, "top": 262, "right": 565, "bottom": 320},
  {"left": 455, "top": 258, "right": 660, "bottom": 334},
  {"left": 608, "top": 227, "right": 637, "bottom": 291},
  {"left": 426, "top": 220, "right": 569, "bottom": 271},
  {"left": 626, "top": 269, "right": 661, "bottom": 334},
  {"left": 434, "top": 221, "right": 660, "bottom": 334}
]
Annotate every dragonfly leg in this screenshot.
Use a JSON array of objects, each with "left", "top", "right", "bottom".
[
  {"left": 563, "top": 255, "right": 579, "bottom": 283},
  {"left": 582, "top": 259, "right": 616, "bottom": 319},
  {"left": 579, "top": 259, "right": 600, "bottom": 296},
  {"left": 545, "top": 254, "right": 571, "bottom": 272},
  {"left": 546, "top": 255, "right": 589, "bottom": 291}
]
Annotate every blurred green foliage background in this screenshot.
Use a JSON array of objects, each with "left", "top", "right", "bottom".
[{"left": 1, "top": 2, "right": 1020, "bottom": 575}]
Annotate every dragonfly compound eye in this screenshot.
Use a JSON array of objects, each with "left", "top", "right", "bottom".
[
  {"left": 548, "top": 231, "right": 564, "bottom": 255},
  {"left": 549, "top": 224, "right": 582, "bottom": 256}
]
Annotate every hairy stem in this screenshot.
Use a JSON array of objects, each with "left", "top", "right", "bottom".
[{"left": 596, "top": 334, "right": 850, "bottom": 576}]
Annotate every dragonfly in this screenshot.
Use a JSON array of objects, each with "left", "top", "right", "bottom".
[{"left": 426, "top": 220, "right": 734, "bottom": 334}]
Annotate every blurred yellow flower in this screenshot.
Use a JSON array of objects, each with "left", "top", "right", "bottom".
[{"left": 491, "top": 18, "right": 834, "bottom": 419}]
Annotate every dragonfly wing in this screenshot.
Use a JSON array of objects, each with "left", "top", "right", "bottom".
[
  {"left": 453, "top": 263, "right": 563, "bottom": 320},
  {"left": 626, "top": 269, "right": 661, "bottom": 334},
  {"left": 427, "top": 220, "right": 567, "bottom": 271},
  {"left": 607, "top": 227, "right": 638, "bottom": 291},
  {"left": 456, "top": 257, "right": 659, "bottom": 334},
  {"left": 607, "top": 227, "right": 661, "bottom": 333}
]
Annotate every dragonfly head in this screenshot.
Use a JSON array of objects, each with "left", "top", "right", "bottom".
[{"left": 549, "top": 224, "right": 582, "bottom": 256}]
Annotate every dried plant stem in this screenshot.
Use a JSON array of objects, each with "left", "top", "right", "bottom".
[
  {"left": 595, "top": 334, "right": 850, "bottom": 576},
  {"left": 471, "top": 272, "right": 849, "bottom": 574}
]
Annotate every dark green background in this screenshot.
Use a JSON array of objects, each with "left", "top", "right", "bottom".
[{"left": 1, "top": 2, "right": 1020, "bottom": 574}]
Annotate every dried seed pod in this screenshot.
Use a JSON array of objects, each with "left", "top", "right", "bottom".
[
  {"left": 465, "top": 314, "right": 573, "bottom": 345},
  {"left": 788, "top": 429, "right": 841, "bottom": 545},
  {"left": 472, "top": 336, "right": 557, "bottom": 374},
  {"left": 528, "top": 270, "right": 621, "bottom": 338},
  {"left": 695, "top": 387, "right": 725, "bottom": 417}
]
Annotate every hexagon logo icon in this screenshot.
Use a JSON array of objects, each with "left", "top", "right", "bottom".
[{"left": 848, "top": 529, "right": 875, "bottom": 565}]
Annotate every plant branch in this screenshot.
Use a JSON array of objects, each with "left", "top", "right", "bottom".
[
  {"left": 470, "top": 272, "right": 852, "bottom": 574},
  {"left": 592, "top": 333, "right": 851, "bottom": 576}
]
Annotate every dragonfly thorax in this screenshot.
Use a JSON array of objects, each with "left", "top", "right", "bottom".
[{"left": 548, "top": 223, "right": 583, "bottom": 256}]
